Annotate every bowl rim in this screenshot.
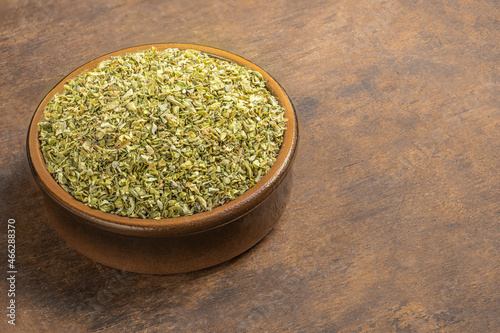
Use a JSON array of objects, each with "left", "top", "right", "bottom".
[{"left": 27, "top": 43, "right": 298, "bottom": 237}]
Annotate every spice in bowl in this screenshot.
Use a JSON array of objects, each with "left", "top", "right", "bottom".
[{"left": 37, "top": 48, "right": 287, "bottom": 219}]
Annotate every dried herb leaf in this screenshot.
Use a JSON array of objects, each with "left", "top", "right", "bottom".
[{"left": 38, "top": 47, "right": 287, "bottom": 219}]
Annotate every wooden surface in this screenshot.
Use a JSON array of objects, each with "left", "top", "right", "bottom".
[{"left": 0, "top": 0, "right": 498, "bottom": 332}]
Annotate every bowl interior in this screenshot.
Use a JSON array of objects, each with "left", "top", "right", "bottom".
[{"left": 27, "top": 43, "right": 298, "bottom": 236}]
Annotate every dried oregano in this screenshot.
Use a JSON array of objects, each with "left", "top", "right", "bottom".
[{"left": 38, "top": 48, "right": 287, "bottom": 219}]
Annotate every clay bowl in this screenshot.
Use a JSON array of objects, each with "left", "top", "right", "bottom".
[{"left": 27, "top": 43, "right": 298, "bottom": 274}]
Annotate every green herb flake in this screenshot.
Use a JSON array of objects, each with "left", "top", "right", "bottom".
[{"left": 38, "top": 47, "right": 287, "bottom": 219}]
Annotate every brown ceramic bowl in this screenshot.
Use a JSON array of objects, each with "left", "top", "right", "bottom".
[{"left": 27, "top": 43, "right": 298, "bottom": 274}]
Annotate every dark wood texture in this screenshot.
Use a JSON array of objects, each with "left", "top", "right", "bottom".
[{"left": 1, "top": 0, "right": 498, "bottom": 332}]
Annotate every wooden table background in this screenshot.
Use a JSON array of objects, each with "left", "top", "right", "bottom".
[{"left": 1, "top": 0, "right": 498, "bottom": 332}]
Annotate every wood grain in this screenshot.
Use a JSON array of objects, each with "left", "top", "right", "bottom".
[{"left": 1, "top": 0, "right": 498, "bottom": 332}]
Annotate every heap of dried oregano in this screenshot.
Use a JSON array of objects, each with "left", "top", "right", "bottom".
[{"left": 38, "top": 48, "right": 287, "bottom": 219}]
